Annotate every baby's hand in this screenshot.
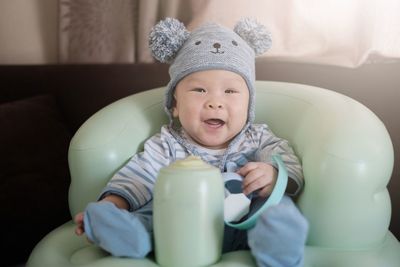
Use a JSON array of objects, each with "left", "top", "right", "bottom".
[
  {"left": 237, "top": 162, "right": 277, "bottom": 198},
  {"left": 74, "top": 211, "right": 94, "bottom": 244},
  {"left": 74, "top": 212, "right": 85, "bottom": 236}
]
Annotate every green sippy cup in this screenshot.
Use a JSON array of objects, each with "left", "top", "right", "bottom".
[{"left": 153, "top": 156, "right": 225, "bottom": 267}]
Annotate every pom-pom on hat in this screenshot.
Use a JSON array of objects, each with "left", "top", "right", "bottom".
[{"left": 149, "top": 17, "right": 272, "bottom": 126}]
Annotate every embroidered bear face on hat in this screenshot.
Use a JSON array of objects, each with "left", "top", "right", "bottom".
[{"left": 149, "top": 18, "right": 272, "bottom": 127}]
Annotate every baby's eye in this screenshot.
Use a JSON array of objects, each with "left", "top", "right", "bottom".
[
  {"left": 192, "top": 88, "right": 206, "bottom": 93},
  {"left": 225, "top": 89, "right": 237, "bottom": 94}
]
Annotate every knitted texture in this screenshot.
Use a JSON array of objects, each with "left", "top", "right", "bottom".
[
  {"left": 149, "top": 18, "right": 189, "bottom": 63},
  {"left": 149, "top": 18, "right": 272, "bottom": 125}
]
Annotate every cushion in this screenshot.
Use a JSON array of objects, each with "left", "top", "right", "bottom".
[{"left": 0, "top": 95, "right": 72, "bottom": 266}]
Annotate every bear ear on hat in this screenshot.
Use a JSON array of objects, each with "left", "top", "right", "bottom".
[
  {"left": 234, "top": 18, "right": 272, "bottom": 56},
  {"left": 149, "top": 18, "right": 190, "bottom": 63}
]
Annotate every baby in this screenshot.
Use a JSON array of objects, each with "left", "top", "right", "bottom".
[{"left": 75, "top": 18, "right": 308, "bottom": 267}]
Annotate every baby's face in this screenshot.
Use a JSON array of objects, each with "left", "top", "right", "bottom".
[{"left": 173, "top": 69, "right": 249, "bottom": 149}]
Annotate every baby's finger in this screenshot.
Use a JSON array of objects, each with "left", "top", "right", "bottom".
[
  {"left": 74, "top": 212, "right": 85, "bottom": 235},
  {"left": 75, "top": 226, "right": 84, "bottom": 236},
  {"left": 74, "top": 212, "right": 84, "bottom": 224},
  {"left": 237, "top": 162, "right": 258, "bottom": 176},
  {"left": 243, "top": 175, "right": 268, "bottom": 195},
  {"left": 242, "top": 168, "right": 264, "bottom": 188},
  {"left": 258, "top": 184, "right": 273, "bottom": 198}
]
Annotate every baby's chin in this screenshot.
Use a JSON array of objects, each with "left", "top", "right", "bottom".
[
  {"left": 194, "top": 137, "right": 231, "bottom": 150},
  {"left": 189, "top": 128, "right": 244, "bottom": 150}
]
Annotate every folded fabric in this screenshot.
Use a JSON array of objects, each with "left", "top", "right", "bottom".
[
  {"left": 247, "top": 196, "right": 309, "bottom": 267},
  {"left": 84, "top": 201, "right": 152, "bottom": 258}
]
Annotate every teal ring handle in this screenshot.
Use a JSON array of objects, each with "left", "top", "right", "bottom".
[{"left": 225, "top": 154, "right": 288, "bottom": 230}]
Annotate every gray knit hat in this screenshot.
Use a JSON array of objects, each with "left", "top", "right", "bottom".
[{"left": 149, "top": 18, "right": 272, "bottom": 125}]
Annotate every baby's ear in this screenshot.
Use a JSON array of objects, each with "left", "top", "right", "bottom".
[
  {"left": 234, "top": 18, "right": 272, "bottom": 56},
  {"left": 172, "top": 107, "right": 179, "bottom": 118},
  {"left": 171, "top": 95, "right": 178, "bottom": 117},
  {"left": 149, "top": 18, "right": 190, "bottom": 63}
]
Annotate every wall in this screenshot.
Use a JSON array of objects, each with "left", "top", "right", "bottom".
[{"left": 0, "top": 0, "right": 58, "bottom": 64}]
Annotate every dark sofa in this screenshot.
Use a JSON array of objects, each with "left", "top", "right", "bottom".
[{"left": 1, "top": 62, "right": 399, "bottom": 266}]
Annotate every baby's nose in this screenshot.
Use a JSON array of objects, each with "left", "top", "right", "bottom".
[
  {"left": 207, "top": 101, "right": 223, "bottom": 109},
  {"left": 209, "top": 103, "right": 222, "bottom": 108}
]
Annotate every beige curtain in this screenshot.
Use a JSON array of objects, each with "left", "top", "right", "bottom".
[{"left": 59, "top": 0, "right": 400, "bottom": 67}]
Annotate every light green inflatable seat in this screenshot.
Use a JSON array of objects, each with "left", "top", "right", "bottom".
[{"left": 27, "top": 81, "right": 400, "bottom": 267}]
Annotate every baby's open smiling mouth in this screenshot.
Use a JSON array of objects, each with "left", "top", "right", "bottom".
[{"left": 204, "top": 118, "right": 225, "bottom": 128}]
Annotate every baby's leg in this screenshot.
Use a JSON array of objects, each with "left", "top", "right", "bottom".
[
  {"left": 247, "top": 196, "right": 308, "bottom": 267},
  {"left": 84, "top": 200, "right": 153, "bottom": 258}
]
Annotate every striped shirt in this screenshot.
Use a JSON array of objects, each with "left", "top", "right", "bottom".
[{"left": 100, "top": 124, "right": 303, "bottom": 211}]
